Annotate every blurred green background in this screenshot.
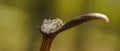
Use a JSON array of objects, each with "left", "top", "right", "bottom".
[{"left": 0, "top": 0, "right": 120, "bottom": 51}]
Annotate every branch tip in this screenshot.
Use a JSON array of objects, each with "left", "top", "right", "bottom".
[{"left": 84, "top": 13, "right": 109, "bottom": 23}]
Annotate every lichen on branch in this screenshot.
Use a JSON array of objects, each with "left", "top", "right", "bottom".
[{"left": 39, "top": 13, "right": 109, "bottom": 51}]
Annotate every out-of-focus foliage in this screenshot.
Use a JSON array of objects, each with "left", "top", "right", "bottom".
[{"left": 0, "top": 0, "right": 120, "bottom": 51}]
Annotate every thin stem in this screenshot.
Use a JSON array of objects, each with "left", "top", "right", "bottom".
[{"left": 56, "top": 13, "right": 109, "bottom": 34}]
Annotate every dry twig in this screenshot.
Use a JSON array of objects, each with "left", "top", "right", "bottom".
[{"left": 39, "top": 13, "right": 109, "bottom": 51}]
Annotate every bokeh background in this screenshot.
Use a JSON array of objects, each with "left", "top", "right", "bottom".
[{"left": 0, "top": 0, "right": 120, "bottom": 51}]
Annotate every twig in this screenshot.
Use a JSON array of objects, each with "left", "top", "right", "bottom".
[{"left": 39, "top": 13, "right": 109, "bottom": 51}]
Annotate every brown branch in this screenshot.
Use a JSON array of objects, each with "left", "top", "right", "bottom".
[
  {"left": 57, "top": 13, "right": 109, "bottom": 33},
  {"left": 40, "top": 34, "right": 55, "bottom": 51},
  {"left": 39, "top": 13, "right": 109, "bottom": 51}
]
